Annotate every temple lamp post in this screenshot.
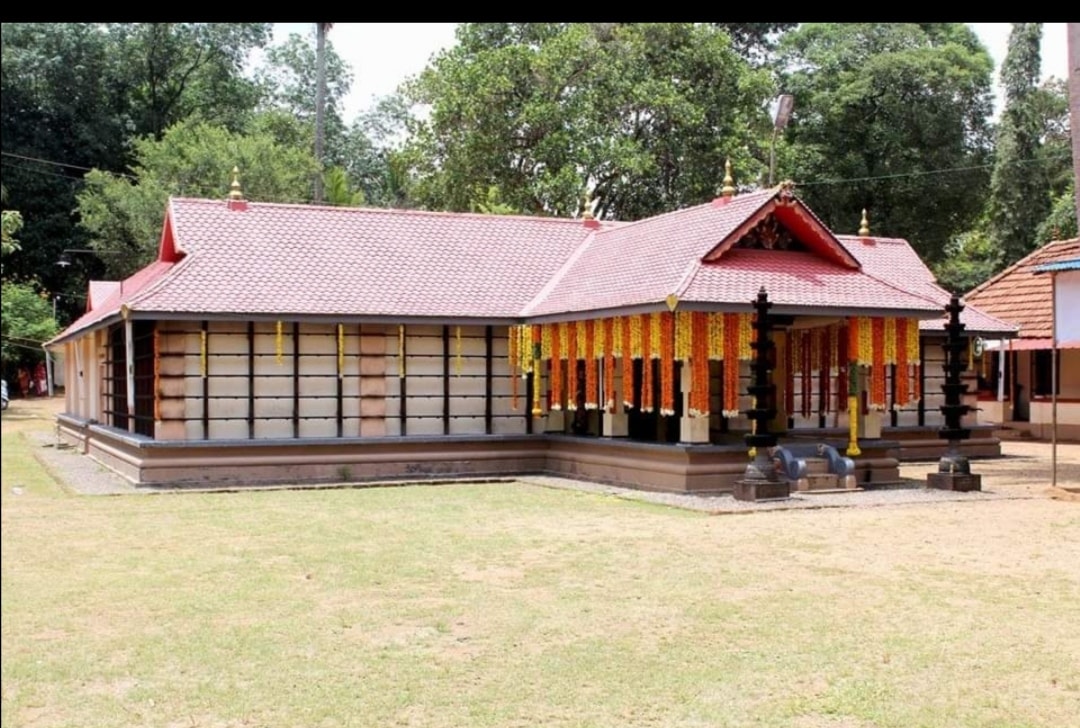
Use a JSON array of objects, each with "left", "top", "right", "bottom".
[{"left": 769, "top": 94, "right": 794, "bottom": 187}]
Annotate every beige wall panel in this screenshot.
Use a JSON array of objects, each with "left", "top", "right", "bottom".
[
  {"left": 448, "top": 375, "right": 487, "bottom": 397},
  {"left": 255, "top": 420, "right": 294, "bottom": 439},
  {"left": 384, "top": 397, "right": 401, "bottom": 418},
  {"left": 492, "top": 417, "right": 527, "bottom": 435},
  {"left": 407, "top": 324, "right": 443, "bottom": 338},
  {"left": 253, "top": 375, "right": 293, "bottom": 399},
  {"left": 254, "top": 398, "right": 295, "bottom": 419},
  {"left": 298, "top": 377, "right": 338, "bottom": 397},
  {"left": 299, "top": 397, "right": 337, "bottom": 419},
  {"left": 402, "top": 356, "right": 445, "bottom": 377},
  {"left": 209, "top": 420, "right": 248, "bottom": 439},
  {"left": 209, "top": 397, "right": 248, "bottom": 420},
  {"left": 449, "top": 397, "right": 487, "bottom": 417},
  {"left": 404, "top": 418, "right": 443, "bottom": 436},
  {"left": 406, "top": 377, "right": 446, "bottom": 397},
  {"left": 299, "top": 419, "right": 337, "bottom": 438},
  {"left": 185, "top": 421, "right": 203, "bottom": 440},
  {"left": 449, "top": 417, "right": 486, "bottom": 435},
  {"left": 492, "top": 395, "right": 526, "bottom": 417},
  {"left": 208, "top": 378, "right": 249, "bottom": 398},
  {"left": 381, "top": 418, "right": 401, "bottom": 437},
  {"left": 406, "top": 396, "right": 446, "bottom": 418}
]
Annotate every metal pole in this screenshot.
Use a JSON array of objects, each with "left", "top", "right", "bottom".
[
  {"left": 769, "top": 127, "right": 779, "bottom": 186},
  {"left": 313, "top": 22, "right": 328, "bottom": 203},
  {"left": 1051, "top": 272, "right": 1058, "bottom": 488}
]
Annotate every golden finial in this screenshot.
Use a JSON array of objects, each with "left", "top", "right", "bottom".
[
  {"left": 721, "top": 159, "right": 736, "bottom": 198},
  {"left": 581, "top": 190, "right": 594, "bottom": 221},
  {"left": 228, "top": 166, "right": 244, "bottom": 200},
  {"left": 858, "top": 208, "right": 870, "bottom": 237}
]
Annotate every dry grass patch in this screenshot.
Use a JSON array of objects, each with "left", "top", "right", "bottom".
[{"left": 2, "top": 399, "right": 1079, "bottom": 727}]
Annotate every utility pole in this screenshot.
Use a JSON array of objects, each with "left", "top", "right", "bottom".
[
  {"left": 313, "top": 22, "right": 331, "bottom": 204},
  {"left": 1068, "top": 23, "right": 1080, "bottom": 224}
]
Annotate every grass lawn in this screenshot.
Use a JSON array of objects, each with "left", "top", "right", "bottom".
[{"left": 2, "top": 400, "right": 1079, "bottom": 727}]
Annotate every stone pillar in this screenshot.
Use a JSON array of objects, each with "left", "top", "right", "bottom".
[
  {"left": 679, "top": 363, "right": 709, "bottom": 443},
  {"left": 603, "top": 356, "right": 629, "bottom": 436}
]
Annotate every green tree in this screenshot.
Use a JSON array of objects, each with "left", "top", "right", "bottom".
[
  {"left": 1, "top": 281, "right": 58, "bottom": 364},
  {"left": 1035, "top": 182, "right": 1078, "bottom": 244},
  {"left": 322, "top": 166, "right": 364, "bottom": 206},
  {"left": 1, "top": 23, "right": 271, "bottom": 313},
  {"left": 77, "top": 119, "right": 319, "bottom": 278},
  {"left": 987, "top": 23, "right": 1050, "bottom": 267},
  {"left": 403, "top": 23, "right": 773, "bottom": 219},
  {"left": 776, "top": 23, "right": 994, "bottom": 263}
]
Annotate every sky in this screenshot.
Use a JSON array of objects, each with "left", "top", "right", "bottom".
[{"left": 271, "top": 23, "right": 1071, "bottom": 124}]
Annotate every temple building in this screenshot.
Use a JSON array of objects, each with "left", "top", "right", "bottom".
[{"left": 47, "top": 173, "right": 1015, "bottom": 491}]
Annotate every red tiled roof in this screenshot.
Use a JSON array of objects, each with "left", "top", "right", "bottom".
[
  {"left": 144, "top": 198, "right": 593, "bottom": 319},
  {"left": 52, "top": 261, "right": 176, "bottom": 342},
  {"left": 835, "top": 235, "right": 1017, "bottom": 335},
  {"left": 964, "top": 238, "right": 1080, "bottom": 339},
  {"left": 48, "top": 189, "right": 1017, "bottom": 346}
]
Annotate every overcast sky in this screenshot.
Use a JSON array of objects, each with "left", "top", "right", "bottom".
[{"left": 270, "top": 23, "right": 1071, "bottom": 124}]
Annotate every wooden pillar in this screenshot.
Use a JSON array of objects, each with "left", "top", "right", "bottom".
[
  {"left": 201, "top": 320, "right": 209, "bottom": 439},
  {"left": 292, "top": 322, "right": 301, "bottom": 438},
  {"left": 124, "top": 314, "right": 135, "bottom": 433},
  {"left": 485, "top": 325, "right": 493, "bottom": 435},
  {"left": 247, "top": 321, "right": 255, "bottom": 439},
  {"left": 443, "top": 325, "right": 451, "bottom": 435}
]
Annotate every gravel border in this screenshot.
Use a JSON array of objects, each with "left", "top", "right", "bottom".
[{"left": 24, "top": 429, "right": 1041, "bottom": 512}]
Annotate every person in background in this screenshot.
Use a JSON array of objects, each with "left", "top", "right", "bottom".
[
  {"left": 34, "top": 360, "right": 47, "bottom": 396},
  {"left": 17, "top": 366, "right": 31, "bottom": 398}
]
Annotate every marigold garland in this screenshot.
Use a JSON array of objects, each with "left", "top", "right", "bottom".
[
  {"left": 675, "top": 311, "right": 692, "bottom": 362},
  {"left": 801, "top": 330, "right": 811, "bottom": 418},
  {"left": 275, "top": 320, "right": 284, "bottom": 365},
  {"left": 819, "top": 327, "right": 831, "bottom": 414},
  {"left": 603, "top": 317, "right": 616, "bottom": 412},
  {"left": 895, "top": 318, "right": 909, "bottom": 409},
  {"left": 628, "top": 314, "right": 643, "bottom": 360},
  {"left": 509, "top": 325, "right": 519, "bottom": 411},
  {"left": 870, "top": 317, "right": 886, "bottom": 409},
  {"left": 622, "top": 314, "right": 634, "bottom": 409},
  {"left": 531, "top": 353, "right": 542, "bottom": 416},
  {"left": 338, "top": 324, "right": 345, "bottom": 379},
  {"left": 659, "top": 312, "right": 675, "bottom": 415},
  {"left": 690, "top": 312, "right": 710, "bottom": 417},
  {"left": 837, "top": 324, "right": 849, "bottom": 411},
  {"left": 153, "top": 328, "right": 161, "bottom": 421},
  {"left": 723, "top": 313, "right": 740, "bottom": 416},
  {"left": 884, "top": 318, "right": 897, "bottom": 366},
  {"left": 784, "top": 331, "right": 795, "bottom": 417},
  {"left": 649, "top": 313, "right": 662, "bottom": 359},
  {"left": 398, "top": 325, "right": 405, "bottom": 379},
  {"left": 906, "top": 318, "right": 920, "bottom": 364},
  {"left": 520, "top": 325, "right": 533, "bottom": 375},
  {"left": 550, "top": 322, "right": 563, "bottom": 411},
  {"left": 452, "top": 325, "right": 461, "bottom": 376},
  {"left": 708, "top": 312, "right": 725, "bottom": 360},
  {"left": 540, "top": 323, "right": 552, "bottom": 361},
  {"left": 641, "top": 313, "right": 654, "bottom": 412},
  {"left": 567, "top": 321, "right": 579, "bottom": 411},
  {"left": 858, "top": 317, "right": 873, "bottom": 366},
  {"left": 584, "top": 319, "right": 598, "bottom": 409},
  {"left": 611, "top": 317, "right": 623, "bottom": 357},
  {"left": 737, "top": 313, "right": 752, "bottom": 361}
]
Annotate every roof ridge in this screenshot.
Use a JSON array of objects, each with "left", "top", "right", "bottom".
[
  {"left": 592, "top": 188, "right": 776, "bottom": 237},
  {"left": 519, "top": 228, "right": 600, "bottom": 317},
  {"left": 169, "top": 196, "right": 597, "bottom": 227},
  {"left": 857, "top": 266, "right": 946, "bottom": 308}
]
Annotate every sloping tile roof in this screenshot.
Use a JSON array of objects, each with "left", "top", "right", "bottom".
[
  {"left": 836, "top": 235, "right": 1017, "bottom": 336},
  {"left": 527, "top": 191, "right": 943, "bottom": 317},
  {"left": 964, "top": 238, "right": 1080, "bottom": 339},
  {"left": 48, "top": 188, "right": 1016, "bottom": 346}
]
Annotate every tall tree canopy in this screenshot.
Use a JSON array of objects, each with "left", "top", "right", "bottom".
[
  {"left": 402, "top": 23, "right": 774, "bottom": 219},
  {"left": 987, "top": 23, "right": 1052, "bottom": 267},
  {"left": 1, "top": 23, "right": 271, "bottom": 310},
  {"left": 775, "top": 23, "right": 994, "bottom": 263},
  {"left": 77, "top": 120, "right": 318, "bottom": 278}
]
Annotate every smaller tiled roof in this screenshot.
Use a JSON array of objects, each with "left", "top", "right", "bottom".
[
  {"left": 965, "top": 238, "right": 1080, "bottom": 339},
  {"left": 836, "top": 235, "right": 1017, "bottom": 336},
  {"left": 52, "top": 261, "right": 176, "bottom": 344}
]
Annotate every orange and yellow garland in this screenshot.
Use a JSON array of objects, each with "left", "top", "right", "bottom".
[
  {"left": 509, "top": 324, "right": 519, "bottom": 411},
  {"left": 550, "top": 323, "right": 563, "bottom": 411},
  {"left": 659, "top": 311, "right": 675, "bottom": 416},
  {"left": 641, "top": 313, "right": 654, "bottom": 413},
  {"left": 690, "top": 312, "right": 710, "bottom": 416},
  {"left": 603, "top": 317, "right": 616, "bottom": 412},
  {"left": 584, "top": 318, "right": 599, "bottom": 410}
]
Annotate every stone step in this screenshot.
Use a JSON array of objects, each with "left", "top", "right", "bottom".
[
  {"left": 801, "top": 487, "right": 865, "bottom": 495},
  {"left": 804, "top": 457, "right": 831, "bottom": 475}
]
